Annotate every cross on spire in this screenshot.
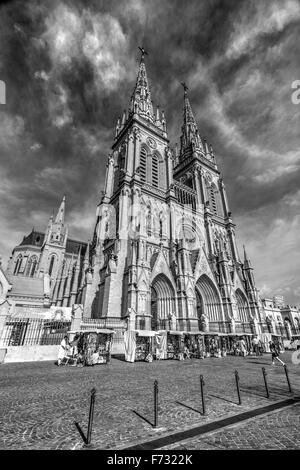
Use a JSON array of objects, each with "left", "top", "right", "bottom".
[
  {"left": 138, "top": 46, "right": 148, "bottom": 61},
  {"left": 181, "top": 81, "right": 189, "bottom": 94}
]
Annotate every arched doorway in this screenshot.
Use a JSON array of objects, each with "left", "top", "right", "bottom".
[
  {"left": 235, "top": 289, "right": 251, "bottom": 323},
  {"left": 195, "top": 274, "right": 223, "bottom": 328},
  {"left": 151, "top": 274, "right": 176, "bottom": 330}
]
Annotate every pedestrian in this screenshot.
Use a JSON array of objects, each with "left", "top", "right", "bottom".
[
  {"left": 240, "top": 337, "right": 247, "bottom": 357},
  {"left": 269, "top": 341, "right": 285, "bottom": 366},
  {"left": 252, "top": 336, "right": 259, "bottom": 356},
  {"left": 258, "top": 339, "right": 263, "bottom": 356},
  {"left": 57, "top": 335, "right": 70, "bottom": 366}
]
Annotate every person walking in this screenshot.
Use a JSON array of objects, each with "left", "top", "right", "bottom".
[{"left": 269, "top": 341, "right": 285, "bottom": 366}]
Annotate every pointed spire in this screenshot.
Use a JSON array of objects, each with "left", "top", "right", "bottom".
[
  {"left": 179, "top": 83, "right": 204, "bottom": 161},
  {"left": 54, "top": 195, "right": 66, "bottom": 225},
  {"left": 121, "top": 110, "right": 126, "bottom": 127},
  {"left": 129, "top": 46, "right": 154, "bottom": 123},
  {"left": 115, "top": 116, "right": 121, "bottom": 138},
  {"left": 243, "top": 245, "right": 252, "bottom": 269},
  {"left": 155, "top": 105, "right": 160, "bottom": 123}
]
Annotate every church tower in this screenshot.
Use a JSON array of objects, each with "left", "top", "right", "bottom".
[{"left": 38, "top": 195, "right": 68, "bottom": 281}]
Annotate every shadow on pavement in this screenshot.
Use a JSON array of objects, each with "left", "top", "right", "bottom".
[
  {"left": 175, "top": 401, "right": 203, "bottom": 415},
  {"left": 208, "top": 394, "right": 237, "bottom": 405},
  {"left": 132, "top": 410, "right": 154, "bottom": 427}
]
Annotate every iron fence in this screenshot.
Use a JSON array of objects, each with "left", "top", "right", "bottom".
[
  {"left": 0, "top": 317, "right": 71, "bottom": 347},
  {"left": 80, "top": 317, "right": 127, "bottom": 344}
]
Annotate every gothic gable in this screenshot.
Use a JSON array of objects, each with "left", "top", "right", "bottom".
[{"left": 150, "top": 250, "right": 176, "bottom": 293}]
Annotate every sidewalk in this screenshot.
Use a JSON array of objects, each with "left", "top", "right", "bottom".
[{"left": 0, "top": 352, "right": 299, "bottom": 450}]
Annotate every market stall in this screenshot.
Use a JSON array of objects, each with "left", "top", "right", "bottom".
[
  {"left": 183, "top": 332, "right": 205, "bottom": 359},
  {"left": 203, "top": 333, "right": 221, "bottom": 357},
  {"left": 217, "top": 333, "right": 229, "bottom": 356},
  {"left": 227, "top": 333, "right": 253, "bottom": 356},
  {"left": 67, "top": 329, "right": 115, "bottom": 366},
  {"left": 124, "top": 330, "right": 156, "bottom": 362},
  {"left": 166, "top": 331, "right": 185, "bottom": 360}
]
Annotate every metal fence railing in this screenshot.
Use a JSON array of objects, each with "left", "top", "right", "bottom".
[
  {"left": 0, "top": 317, "right": 71, "bottom": 347},
  {"left": 80, "top": 317, "right": 127, "bottom": 344}
]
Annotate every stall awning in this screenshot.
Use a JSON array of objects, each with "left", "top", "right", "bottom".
[
  {"left": 184, "top": 331, "right": 205, "bottom": 335},
  {"left": 68, "top": 329, "right": 115, "bottom": 334},
  {"left": 96, "top": 329, "right": 116, "bottom": 334},
  {"left": 133, "top": 330, "right": 157, "bottom": 337},
  {"left": 227, "top": 332, "right": 253, "bottom": 337}
]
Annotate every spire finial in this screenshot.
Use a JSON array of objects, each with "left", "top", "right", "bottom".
[{"left": 138, "top": 46, "right": 148, "bottom": 61}]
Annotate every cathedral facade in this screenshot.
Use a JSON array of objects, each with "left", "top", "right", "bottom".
[
  {"left": 2, "top": 50, "right": 298, "bottom": 340},
  {"left": 85, "top": 50, "right": 264, "bottom": 334}
]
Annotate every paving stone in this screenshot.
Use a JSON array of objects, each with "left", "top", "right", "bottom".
[{"left": 0, "top": 352, "right": 299, "bottom": 450}]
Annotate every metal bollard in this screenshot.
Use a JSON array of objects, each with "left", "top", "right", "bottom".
[
  {"left": 262, "top": 367, "right": 270, "bottom": 398},
  {"left": 235, "top": 370, "right": 242, "bottom": 405},
  {"left": 154, "top": 380, "right": 158, "bottom": 427},
  {"left": 284, "top": 365, "right": 293, "bottom": 394},
  {"left": 86, "top": 388, "right": 96, "bottom": 445},
  {"left": 200, "top": 374, "right": 206, "bottom": 415}
]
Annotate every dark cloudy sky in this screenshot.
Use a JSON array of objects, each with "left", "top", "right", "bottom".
[{"left": 0, "top": 0, "right": 299, "bottom": 304}]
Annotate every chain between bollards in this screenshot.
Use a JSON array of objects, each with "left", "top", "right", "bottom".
[
  {"left": 200, "top": 374, "right": 206, "bottom": 415},
  {"left": 235, "top": 370, "right": 242, "bottom": 405},
  {"left": 154, "top": 380, "right": 158, "bottom": 428},
  {"left": 262, "top": 367, "right": 270, "bottom": 398},
  {"left": 284, "top": 365, "right": 293, "bottom": 394},
  {"left": 86, "top": 387, "right": 96, "bottom": 446}
]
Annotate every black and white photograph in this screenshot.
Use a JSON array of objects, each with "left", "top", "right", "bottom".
[{"left": 0, "top": 0, "right": 300, "bottom": 458}]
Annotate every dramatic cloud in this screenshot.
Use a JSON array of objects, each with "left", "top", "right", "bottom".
[{"left": 0, "top": 0, "right": 299, "bottom": 304}]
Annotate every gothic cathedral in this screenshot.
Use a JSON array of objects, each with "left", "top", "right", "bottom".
[{"left": 86, "top": 50, "right": 263, "bottom": 334}]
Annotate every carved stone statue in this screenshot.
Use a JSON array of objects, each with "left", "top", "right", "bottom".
[
  {"left": 169, "top": 312, "right": 177, "bottom": 330},
  {"left": 127, "top": 308, "right": 136, "bottom": 331},
  {"left": 200, "top": 313, "right": 209, "bottom": 332}
]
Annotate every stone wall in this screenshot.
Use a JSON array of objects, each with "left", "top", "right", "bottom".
[{"left": 3, "top": 345, "right": 60, "bottom": 363}]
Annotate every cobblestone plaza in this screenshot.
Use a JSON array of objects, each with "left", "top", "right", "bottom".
[{"left": 1, "top": 352, "right": 299, "bottom": 450}]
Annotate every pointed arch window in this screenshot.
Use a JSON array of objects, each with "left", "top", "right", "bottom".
[
  {"left": 25, "top": 256, "right": 38, "bottom": 277},
  {"left": 140, "top": 147, "right": 147, "bottom": 183},
  {"left": 151, "top": 154, "right": 159, "bottom": 188},
  {"left": 118, "top": 147, "right": 126, "bottom": 186},
  {"left": 48, "top": 255, "right": 55, "bottom": 276},
  {"left": 208, "top": 185, "right": 218, "bottom": 215},
  {"left": 14, "top": 255, "right": 23, "bottom": 275}
]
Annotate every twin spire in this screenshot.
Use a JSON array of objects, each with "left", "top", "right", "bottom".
[
  {"left": 115, "top": 47, "right": 166, "bottom": 138},
  {"left": 115, "top": 47, "right": 215, "bottom": 164}
]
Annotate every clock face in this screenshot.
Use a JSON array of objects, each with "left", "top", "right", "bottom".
[{"left": 146, "top": 137, "right": 157, "bottom": 149}]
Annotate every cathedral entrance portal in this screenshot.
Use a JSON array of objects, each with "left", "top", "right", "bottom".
[
  {"left": 195, "top": 274, "right": 223, "bottom": 330},
  {"left": 151, "top": 274, "right": 176, "bottom": 330}
]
